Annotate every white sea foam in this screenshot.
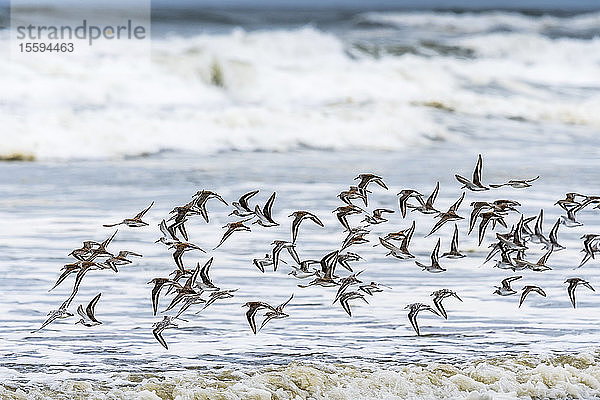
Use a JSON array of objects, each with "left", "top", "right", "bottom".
[
  {"left": 4, "top": 352, "right": 600, "bottom": 399},
  {"left": 1, "top": 13, "right": 599, "bottom": 160}
]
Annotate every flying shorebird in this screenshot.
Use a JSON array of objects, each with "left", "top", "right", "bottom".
[
  {"left": 31, "top": 298, "right": 74, "bottom": 333},
  {"left": 379, "top": 221, "right": 416, "bottom": 259},
  {"left": 191, "top": 190, "right": 228, "bottom": 223},
  {"left": 555, "top": 193, "right": 585, "bottom": 212},
  {"left": 581, "top": 234, "right": 600, "bottom": 260},
  {"left": 405, "top": 303, "right": 440, "bottom": 336},
  {"left": 152, "top": 316, "right": 178, "bottom": 349},
  {"left": 69, "top": 241, "right": 101, "bottom": 261},
  {"left": 362, "top": 208, "right": 395, "bottom": 225},
  {"left": 158, "top": 218, "right": 182, "bottom": 245},
  {"left": 72, "top": 230, "right": 117, "bottom": 262},
  {"left": 253, "top": 253, "right": 288, "bottom": 273},
  {"left": 289, "top": 211, "right": 324, "bottom": 243},
  {"left": 50, "top": 261, "right": 84, "bottom": 291},
  {"left": 253, "top": 253, "right": 283, "bottom": 273},
  {"left": 493, "top": 248, "right": 518, "bottom": 270},
  {"left": 530, "top": 209, "right": 549, "bottom": 245},
  {"left": 288, "top": 259, "right": 319, "bottom": 279},
  {"left": 259, "top": 294, "right": 294, "bottom": 332},
  {"left": 355, "top": 174, "right": 388, "bottom": 199},
  {"left": 397, "top": 189, "right": 423, "bottom": 218},
  {"left": 163, "top": 262, "right": 202, "bottom": 312},
  {"left": 339, "top": 291, "right": 368, "bottom": 317},
  {"left": 148, "top": 278, "right": 180, "bottom": 316},
  {"left": 75, "top": 293, "right": 102, "bottom": 326},
  {"left": 214, "top": 221, "right": 251, "bottom": 249},
  {"left": 441, "top": 224, "right": 466, "bottom": 258},
  {"left": 560, "top": 203, "right": 584, "bottom": 227},
  {"left": 103, "top": 202, "right": 154, "bottom": 228},
  {"left": 431, "top": 289, "right": 462, "bottom": 319},
  {"left": 565, "top": 278, "right": 595, "bottom": 308},
  {"left": 494, "top": 276, "right": 522, "bottom": 296},
  {"left": 455, "top": 154, "right": 489, "bottom": 191},
  {"left": 243, "top": 301, "right": 276, "bottom": 334},
  {"left": 230, "top": 190, "right": 259, "bottom": 217},
  {"left": 489, "top": 176, "right": 539, "bottom": 189},
  {"left": 341, "top": 227, "right": 370, "bottom": 251},
  {"left": 427, "top": 192, "right": 465, "bottom": 237},
  {"left": 199, "top": 289, "right": 237, "bottom": 312},
  {"left": 513, "top": 247, "right": 553, "bottom": 272},
  {"left": 271, "top": 240, "right": 301, "bottom": 272},
  {"left": 519, "top": 285, "right": 546, "bottom": 308},
  {"left": 337, "top": 252, "right": 363, "bottom": 272},
  {"left": 545, "top": 218, "right": 564, "bottom": 251},
  {"left": 415, "top": 238, "right": 446, "bottom": 273},
  {"left": 338, "top": 186, "right": 370, "bottom": 207},
  {"left": 194, "top": 257, "right": 220, "bottom": 292},
  {"left": 469, "top": 202, "right": 493, "bottom": 234},
  {"left": 169, "top": 241, "right": 205, "bottom": 272},
  {"left": 334, "top": 271, "right": 363, "bottom": 304},
  {"left": 359, "top": 281, "right": 390, "bottom": 296},
  {"left": 60, "top": 261, "right": 111, "bottom": 308},
  {"left": 253, "top": 192, "right": 279, "bottom": 227},
  {"left": 103, "top": 250, "right": 142, "bottom": 272},
  {"left": 577, "top": 235, "right": 600, "bottom": 268},
  {"left": 333, "top": 204, "right": 364, "bottom": 231},
  {"left": 408, "top": 182, "right": 440, "bottom": 215},
  {"left": 166, "top": 205, "right": 198, "bottom": 241},
  {"left": 298, "top": 250, "right": 340, "bottom": 288},
  {"left": 477, "top": 211, "right": 507, "bottom": 246},
  {"left": 175, "top": 293, "right": 206, "bottom": 319}
]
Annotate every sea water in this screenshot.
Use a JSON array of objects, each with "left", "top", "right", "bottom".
[{"left": 1, "top": 4, "right": 600, "bottom": 399}]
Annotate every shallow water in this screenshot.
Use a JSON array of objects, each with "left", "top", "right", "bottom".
[{"left": 1, "top": 143, "right": 600, "bottom": 398}]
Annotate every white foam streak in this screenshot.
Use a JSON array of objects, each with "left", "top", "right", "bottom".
[{"left": 364, "top": 11, "right": 600, "bottom": 35}]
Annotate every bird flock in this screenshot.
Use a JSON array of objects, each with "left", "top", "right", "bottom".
[{"left": 31, "top": 154, "right": 600, "bottom": 348}]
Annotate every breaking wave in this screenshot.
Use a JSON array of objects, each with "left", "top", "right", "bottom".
[
  {"left": 3, "top": 351, "right": 600, "bottom": 399},
  {"left": 1, "top": 11, "right": 599, "bottom": 160}
]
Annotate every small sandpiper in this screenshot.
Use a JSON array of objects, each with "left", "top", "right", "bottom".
[
  {"left": 416, "top": 238, "right": 446, "bottom": 273},
  {"left": 405, "top": 303, "right": 440, "bottom": 336},
  {"left": 289, "top": 211, "right": 324, "bottom": 243},
  {"left": 408, "top": 182, "right": 440, "bottom": 215},
  {"left": 75, "top": 293, "right": 102, "bottom": 327},
  {"left": 431, "top": 289, "right": 462, "bottom": 319},
  {"left": 253, "top": 192, "right": 279, "bottom": 227},
  {"left": 441, "top": 224, "right": 466, "bottom": 259},
  {"left": 103, "top": 201, "right": 154, "bottom": 228},
  {"left": 152, "top": 316, "right": 179, "bottom": 349},
  {"left": 455, "top": 154, "right": 489, "bottom": 191},
  {"left": 494, "top": 276, "right": 522, "bottom": 296},
  {"left": 565, "top": 278, "right": 595, "bottom": 308},
  {"left": 519, "top": 285, "right": 546, "bottom": 308}
]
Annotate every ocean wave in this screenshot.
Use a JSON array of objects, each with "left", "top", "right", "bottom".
[
  {"left": 1, "top": 23, "right": 599, "bottom": 160},
  {"left": 4, "top": 351, "right": 600, "bottom": 399},
  {"left": 361, "top": 11, "right": 600, "bottom": 38}
]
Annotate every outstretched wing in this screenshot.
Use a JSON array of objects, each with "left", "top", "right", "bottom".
[
  {"left": 472, "top": 154, "right": 483, "bottom": 186},
  {"left": 239, "top": 190, "right": 259, "bottom": 212},
  {"left": 426, "top": 182, "right": 440, "bottom": 208},
  {"left": 153, "top": 327, "right": 169, "bottom": 349},
  {"left": 134, "top": 201, "right": 154, "bottom": 219},
  {"left": 263, "top": 192, "right": 278, "bottom": 223},
  {"left": 86, "top": 293, "right": 102, "bottom": 322}
]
